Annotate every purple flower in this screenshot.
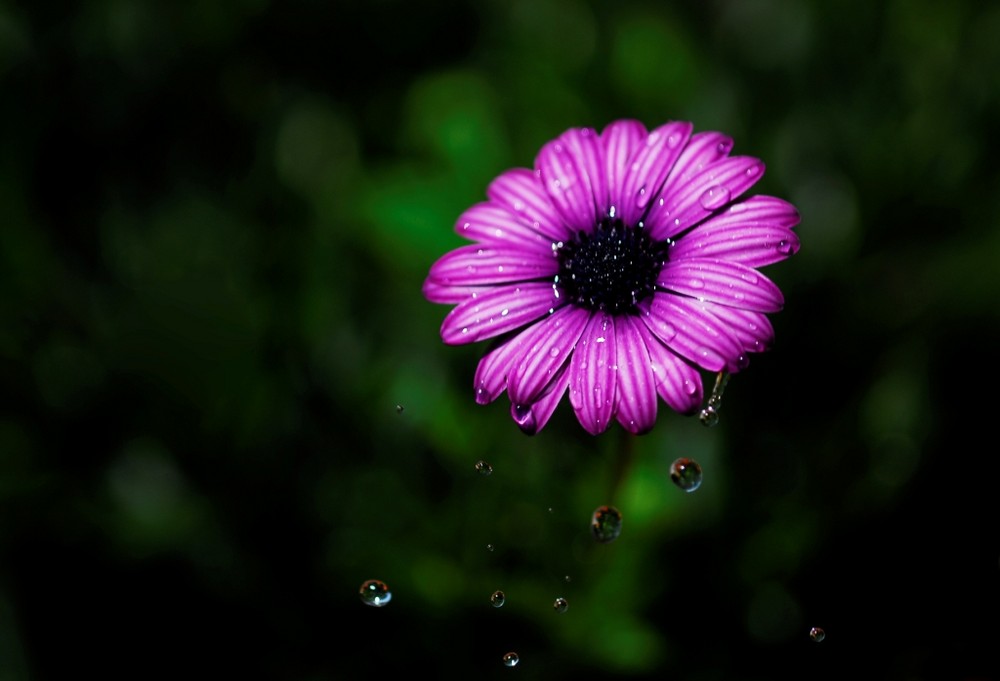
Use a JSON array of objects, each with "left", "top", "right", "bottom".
[{"left": 423, "top": 120, "right": 800, "bottom": 435}]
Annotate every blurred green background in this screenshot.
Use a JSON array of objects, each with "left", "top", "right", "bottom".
[{"left": 2, "top": 0, "right": 999, "bottom": 679}]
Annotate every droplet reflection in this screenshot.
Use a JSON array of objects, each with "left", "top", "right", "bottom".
[
  {"left": 809, "top": 626, "right": 826, "bottom": 642},
  {"left": 699, "top": 371, "right": 730, "bottom": 427},
  {"left": 591, "top": 505, "right": 623, "bottom": 543},
  {"left": 553, "top": 597, "right": 569, "bottom": 614},
  {"left": 502, "top": 652, "right": 519, "bottom": 668},
  {"left": 669, "top": 457, "right": 703, "bottom": 492},
  {"left": 490, "top": 590, "right": 505, "bottom": 608},
  {"left": 358, "top": 579, "right": 392, "bottom": 607},
  {"left": 475, "top": 460, "right": 493, "bottom": 476}
]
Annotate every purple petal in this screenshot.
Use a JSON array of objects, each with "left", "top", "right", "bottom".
[
  {"left": 638, "top": 324, "right": 704, "bottom": 414},
  {"left": 568, "top": 312, "right": 618, "bottom": 435},
  {"left": 455, "top": 202, "right": 556, "bottom": 249},
  {"left": 639, "top": 294, "right": 743, "bottom": 372},
  {"left": 511, "top": 363, "right": 571, "bottom": 435},
  {"left": 422, "top": 279, "right": 474, "bottom": 304},
  {"left": 668, "top": 196, "right": 801, "bottom": 267},
  {"left": 487, "top": 168, "right": 568, "bottom": 241},
  {"left": 536, "top": 127, "right": 607, "bottom": 230},
  {"left": 473, "top": 331, "right": 531, "bottom": 405},
  {"left": 657, "top": 258, "right": 784, "bottom": 312},
  {"left": 507, "top": 306, "right": 590, "bottom": 406},
  {"left": 700, "top": 302, "right": 774, "bottom": 358},
  {"left": 614, "top": 316, "right": 658, "bottom": 434},
  {"left": 440, "top": 282, "right": 561, "bottom": 345},
  {"left": 660, "top": 131, "right": 735, "bottom": 197},
  {"left": 426, "top": 243, "right": 557, "bottom": 286},
  {"left": 619, "top": 121, "right": 693, "bottom": 226},
  {"left": 648, "top": 155, "right": 766, "bottom": 240},
  {"left": 600, "top": 119, "right": 647, "bottom": 215}
]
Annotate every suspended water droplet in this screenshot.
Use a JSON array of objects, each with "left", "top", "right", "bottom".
[
  {"left": 669, "top": 457, "right": 703, "bottom": 492},
  {"left": 553, "top": 597, "right": 569, "bottom": 614},
  {"left": 699, "top": 371, "right": 730, "bottom": 427},
  {"left": 809, "top": 626, "right": 826, "bottom": 642},
  {"left": 490, "top": 590, "right": 506, "bottom": 608},
  {"left": 475, "top": 460, "right": 493, "bottom": 476},
  {"left": 358, "top": 579, "right": 392, "bottom": 607},
  {"left": 486, "top": 543, "right": 495, "bottom": 552},
  {"left": 502, "top": 652, "right": 519, "bottom": 668},
  {"left": 699, "top": 185, "right": 731, "bottom": 210},
  {"left": 395, "top": 404, "right": 404, "bottom": 414},
  {"left": 591, "top": 505, "right": 623, "bottom": 543}
]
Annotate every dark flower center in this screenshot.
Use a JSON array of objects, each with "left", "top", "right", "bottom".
[{"left": 554, "top": 214, "right": 669, "bottom": 314}]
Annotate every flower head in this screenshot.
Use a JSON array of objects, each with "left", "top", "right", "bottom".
[{"left": 423, "top": 120, "right": 800, "bottom": 435}]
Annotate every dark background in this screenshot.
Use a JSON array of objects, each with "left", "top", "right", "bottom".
[{"left": 1, "top": 1, "right": 998, "bottom": 679}]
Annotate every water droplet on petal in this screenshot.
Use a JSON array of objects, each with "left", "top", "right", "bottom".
[
  {"left": 553, "top": 597, "right": 569, "bottom": 614},
  {"left": 491, "top": 590, "right": 506, "bottom": 608},
  {"left": 809, "top": 627, "right": 826, "bottom": 642},
  {"left": 502, "top": 652, "right": 520, "bottom": 668},
  {"left": 636, "top": 185, "right": 649, "bottom": 209},
  {"left": 512, "top": 403, "right": 532, "bottom": 426},
  {"left": 669, "top": 457, "right": 703, "bottom": 492},
  {"left": 475, "top": 460, "right": 493, "bottom": 476},
  {"left": 688, "top": 277, "right": 705, "bottom": 290},
  {"left": 591, "top": 505, "right": 623, "bottom": 543},
  {"left": 549, "top": 346, "right": 561, "bottom": 357},
  {"left": 359, "top": 579, "right": 392, "bottom": 607},
  {"left": 699, "top": 185, "right": 731, "bottom": 210},
  {"left": 777, "top": 239, "right": 795, "bottom": 255}
]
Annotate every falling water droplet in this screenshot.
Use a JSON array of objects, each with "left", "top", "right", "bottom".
[
  {"left": 502, "top": 652, "right": 520, "bottom": 668},
  {"left": 491, "top": 590, "right": 506, "bottom": 608},
  {"left": 699, "top": 371, "right": 730, "bottom": 427},
  {"left": 564, "top": 575, "right": 572, "bottom": 583},
  {"left": 475, "top": 460, "right": 493, "bottom": 476},
  {"left": 591, "top": 505, "right": 623, "bottom": 543},
  {"left": 487, "top": 543, "right": 495, "bottom": 552},
  {"left": 698, "top": 185, "right": 731, "bottom": 210},
  {"left": 553, "top": 597, "right": 569, "bottom": 614},
  {"left": 669, "top": 457, "right": 703, "bottom": 492},
  {"left": 358, "top": 579, "right": 392, "bottom": 607},
  {"left": 809, "top": 626, "right": 826, "bottom": 642},
  {"left": 395, "top": 404, "right": 404, "bottom": 414}
]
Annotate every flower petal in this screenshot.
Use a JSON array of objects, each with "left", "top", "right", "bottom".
[
  {"left": 487, "top": 168, "right": 569, "bottom": 241},
  {"left": 619, "top": 121, "right": 693, "bottom": 227},
  {"left": 648, "top": 155, "right": 766, "bottom": 240},
  {"left": 601, "top": 119, "right": 647, "bottom": 212},
  {"left": 700, "top": 302, "right": 774, "bottom": 358},
  {"left": 568, "top": 312, "right": 618, "bottom": 435},
  {"left": 510, "top": 362, "right": 571, "bottom": 435},
  {"left": 660, "top": 131, "right": 735, "bottom": 197},
  {"left": 440, "top": 282, "right": 561, "bottom": 345},
  {"left": 640, "top": 294, "right": 743, "bottom": 372},
  {"left": 455, "top": 202, "right": 556, "bottom": 249},
  {"left": 614, "top": 316, "right": 658, "bottom": 434},
  {"left": 667, "top": 196, "right": 801, "bottom": 267},
  {"left": 426, "top": 243, "right": 557, "bottom": 286},
  {"left": 422, "top": 279, "right": 473, "bottom": 304},
  {"left": 507, "top": 306, "right": 590, "bottom": 407},
  {"left": 657, "top": 258, "right": 784, "bottom": 312},
  {"left": 638, "top": 324, "right": 704, "bottom": 414},
  {"left": 536, "top": 127, "right": 607, "bottom": 230}
]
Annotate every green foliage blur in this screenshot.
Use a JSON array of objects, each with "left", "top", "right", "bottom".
[{"left": 2, "top": 1, "right": 998, "bottom": 679}]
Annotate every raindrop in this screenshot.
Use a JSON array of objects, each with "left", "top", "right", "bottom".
[
  {"left": 553, "top": 597, "right": 569, "bottom": 614},
  {"left": 395, "top": 404, "right": 404, "bottom": 414},
  {"left": 809, "top": 626, "right": 826, "bottom": 642},
  {"left": 698, "top": 185, "right": 731, "bottom": 210},
  {"left": 358, "top": 579, "right": 392, "bottom": 607},
  {"left": 502, "top": 652, "right": 520, "bottom": 668},
  {"left": 699, "top": 371, "right": 730, "bottom": 427},
  {"left": 487, "top": 543, "right": 495, "bottom": 552},
  {"left": 670, "top": 457, "right": 703, "bottom": 492},
  {"left": 591, "top": 505, "right": 623, "bottom": 544},
  {"left": 491, "top": 590, "right": 506, "bottom": 608},
  {"left": 475, "top": 460, "right": 493, "bottom": 476}
]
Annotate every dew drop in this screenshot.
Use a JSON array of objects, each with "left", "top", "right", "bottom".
[
  {"left": 549, "top": 346, "right": 561, "bottom": 357},
  {"left": 358, "top": 579, "right": 392, "bottom": 607},
  {"left": 699, "top": 371, "right": 730, "bottom": 427},
  {"left": 475, "top": 460, "right": 493, "bottom": 476},
  {"left": 502, "top": 652, "right": 520, "bottom": 668},
  {"left": 809, "top": 626, "right": 826, "bottom": 642},
  {"left": 553, "top": 597, "right": 569, "bottom": 614},
  {"left": 777, "top": 239, "right": 795, "bottom": 255},
  {"left": 490, "top": 590, "right": 506, "bottom": 608},
  {"left": 636, "top": 185, "right": 649, "bottom": 208},
  {"left": 591, "top": 505, "right": 623, "bottom": 544},
  {"left": 698, "top": 185, "right": 731, "bottom": 210},
  {"left": 669, "top": 457, "right": 703, "bottom": 492},
  {"left": 688, "top": 277, "right": 705, "bottom": 290}
]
